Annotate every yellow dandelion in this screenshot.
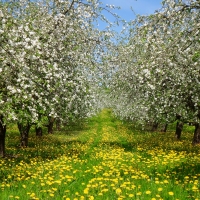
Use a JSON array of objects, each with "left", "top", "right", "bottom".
[
  {"left": 83, "top": 188, "right": 89, "bottom": 194},
  {"left": 116, "top": 188, "right": 122, "bottom": 195},
  {"left": 54, "top": 180, "right": 61, "bottom": 184},
  {"left": 192, "top": 185, "right": 198, "bottom": 191},
  {"left": 102, "top": 188, "right": 108, "bottom": 192},
  {"left": 136, "top": 192, "right": 142, "bottom": 196},
  {"left": 131, "top": 185, "right": 136, "bottom": 189},
  {"left": 75, "top": 192, "right": 79, "bottom": 196},
  {"left": 30, "top": 193, "right": 35, "bottom": 197},
  {"left": 164, "top": 180, "right": 169, "bottom": 184},
  {"left": 158, "top": 188, "right": 163, "bottom": 192},
  {"left": 146, "top": 190, "right": 151, "bottom": 194},
  {"left": 168, "top": 191, "right": 174, "bottom": 196}
]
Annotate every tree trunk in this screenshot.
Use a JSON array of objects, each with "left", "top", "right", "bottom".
[
  {"left": 18, "top": 122, "right": 31, "bottom": 147},
  {"left": 35, "top": 126, "right": 42, "bottom": 137},
  {"left": 0, "top": 115, "right": 6, "bottom": 157},
  {"left": 47, "top": 117, "right": 54, "bottom": 134},
  {"left": 35, "top": 114, "right": 42, "bottom": 136},
  {"left": 56, "top": 119, "right": 61, "bottom": 131},
  {"left": 151, "top": 122, "right": 159, "bottom": 132},
  {"left": 192, "top": 123, "right": 200, "bottom": 145},
  {"left": 175, "top": 121, "right": 183, "bottom": 140},
  {"left": 161, "top": 124, "right": 168, "bottom": 132}
]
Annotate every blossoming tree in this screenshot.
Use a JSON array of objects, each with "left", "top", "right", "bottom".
[
  {"left": 0, "top": 0, "right": 119, "bottom": 156},
  {"left": 109, "top": 0, "right": 200, "bottom": 143}
]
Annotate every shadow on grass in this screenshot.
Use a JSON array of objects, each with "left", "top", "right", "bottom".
[
  {"left": 4, "top": 127, "right": 197, "bottom": 163},
  {"left": 170, "top": 162, "right": 200, "bottom": 180}
]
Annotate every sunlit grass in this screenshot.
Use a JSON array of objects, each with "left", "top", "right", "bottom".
[{"left": 1, "top": 109, "right": 200, "bottom": 199}]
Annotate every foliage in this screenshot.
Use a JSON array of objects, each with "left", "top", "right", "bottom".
[
  {"left": 109, "top": 0, "right": 200, "bottom": 127},
  {"left": 0, "top": 0, "right": 119, "bottom": 127}
]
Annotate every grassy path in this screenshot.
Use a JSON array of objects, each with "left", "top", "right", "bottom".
[{"left": 1, "top": 109, "right": 200, "bottom": 199}]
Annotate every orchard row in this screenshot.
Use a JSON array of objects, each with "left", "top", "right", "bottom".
[
  {"left": 109, "top": 0, "right": 200, "bottom": 143},
  {"left": 0, "top": 0, "right": 117, "bottom": 157}
]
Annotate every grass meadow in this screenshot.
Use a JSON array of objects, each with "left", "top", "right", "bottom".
[{"left": 1, "top": 109, "right": 200, "bottom": 200}]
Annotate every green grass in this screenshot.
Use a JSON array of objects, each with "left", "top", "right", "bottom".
[{"left": 1, "top": 109, "right": 200, "bottom": 200}]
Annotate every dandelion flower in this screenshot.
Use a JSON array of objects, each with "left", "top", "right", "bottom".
[
  {"left": 168, "top": 192, "right": 174, "bottom": 196},
  {"left": 136, "top": 192, "right": 142, "bottom": 196},
  {"left": 164, "top": 180, "right": 169, "bottom": 184},
  {"left": 116, "top": 188, "right": 122, "bottom": 195},
  {"left": 83, "top": 188, "right": 89, "bottom": 194}
]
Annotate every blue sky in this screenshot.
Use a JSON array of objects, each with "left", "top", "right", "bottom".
[{"left": 98, "top": 0, "right": 163, "bottom": 31}]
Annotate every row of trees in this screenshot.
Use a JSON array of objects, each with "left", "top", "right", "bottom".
[
  {"left": 1, "top": 0, "right": 199, "bottom": 157},
  {"left": 109, "top": 0, "right": 200, "bottom": 143},
  {"left": 0, "top": 0, "right": 118, "bottom": 157}
]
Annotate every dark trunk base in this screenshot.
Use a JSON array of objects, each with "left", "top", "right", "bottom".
[
  {"left": 193, "top": 123, "right": 200, "bottom": 145},
  {"left": 36, "top": 127, "right": 43, "bottom": 137},
  {"left": 175, "top": 122, "right": 183, "bottom": 140},
  {"left": 0, "top": 116, "right": 6, "bottom": 157},
  {"left": 18, "top": 122, "right": 31, "bottom": 147},
  {"left": 48, "top": 117, "right": 54, "bottom": 134},
  {"left": 56, "top": 119, "right": 61, "bottom": 131},
  {"left": 161, "top": 124, "right": 168, "bottom": 132},
  {"left": 151, "top": 122, "right": 159, "bottom": 132}
]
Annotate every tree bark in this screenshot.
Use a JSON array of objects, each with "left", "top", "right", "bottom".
[
  {"left": 35, "top": 126, "right": 43, "bottom": 137},
  {"left": 192, "top": 123, "right": 200, "bottom": 145},
  {"left": 151, "top": 122, "right": 159, "bottom": 132},
  {"left": 175, "top": 121, "right": 183, "bottom": 140},
  {"left": 161, "top": 124, "right": 168, "bottom": 132},
  {"left": 0, "top": 115, "right": 6, "bottom": 157},
  {"left": 47, "top": 117, "right": 54, "bottom": 134},
  {"left": 18, "top": 122, "right": 31, "bottom": 147},
  {"left": 56, "top": 119, "right": 61, "bottom": 131}
]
